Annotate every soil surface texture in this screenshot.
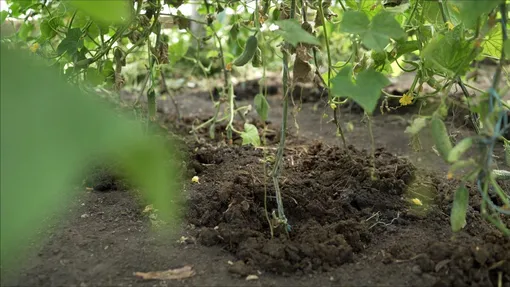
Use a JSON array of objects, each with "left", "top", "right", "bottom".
[{"left": 2, "top": 69, "right": 509, "bottom": 287}]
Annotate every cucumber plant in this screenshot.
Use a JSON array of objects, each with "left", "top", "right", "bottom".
[{"left": 3, "top": 0, "right": 509, "bottom": 236}]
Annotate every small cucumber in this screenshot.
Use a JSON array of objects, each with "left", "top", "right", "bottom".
[
  {"left": 505, "top": 141, "right": 510, "bottom": 167},
  {"left": 447, "top": 137, "right": 473, "bottom": 163},
  {"left": 431, "top": 115, "right": 452, "bottom": 162},
  {"left": 451, "top": 185, "right": 469, "bottom": 232},
  {"left": 233, "top": 36, "right": 258, "bottom": 67},
  {"left": 252, "top": 47, "right": 262, "bottom": 67}
]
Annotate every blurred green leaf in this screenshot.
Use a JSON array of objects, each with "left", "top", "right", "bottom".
[
  {"left": 40, "top": 20, "right": 55, "bottom": 40},
  {"left": 340, "top": 11, "right": 370, "bottom": 34},
  {"left": 505, "top": 41, "right": 510, "bottom": 57},
  {"left": 57, "top": 28, "right": 84, "bottom": 56},
  {"left": 206, "top": 50, "right": 219, "bottom": 58},
  {"left": 331, "top": 65, "right": 390, "bottom": 114},
  {"left": 0, "top": 44, "right": 182, "bottom": 267},
  {"left": 405, "top": 117, "right": 427, "bottom": 135},
  {"left": 86, "top": 67, "right": 105, "bottom": 86},
  {"left": 67, "top": 0, "right": 132, "bottom": 24},
  {"left": 254, "top": 94, "right": 270, "bottom": 121},
  {"left": 1, "top": 10, "right": 8, "bottom": 24},
  {"left": 321, "top": 68, "right": 338, "bottom": 87},
  {"left": 169, "top": 39, "right": 189, "bottom": 64},
  {"left": 241, "top": 123, "right": 261, "bottom": 147},
  {"left": 341, "top": 11, "right": 405, "bottom": 52},
  {"left": 450, "top": 185, "right": 469, "bottom": 232},
  {"left": 449, "top": 0, "right": 499, "bottom": 29},
  {"left": 18, "top": 21, "right": 34, "bottom": 40},
  {"left": 422, "top": 25, "right": 478, "bottom": 77},
  {"left": 102, "top": 60, "right": 115, "bottom": 77},
  {"left": 274, "top": 19, "right": 321, "bottom": 47}
]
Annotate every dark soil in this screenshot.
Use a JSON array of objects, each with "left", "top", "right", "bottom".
[{"left": 2, "top": 69, "right": 509, "bottom": 287}]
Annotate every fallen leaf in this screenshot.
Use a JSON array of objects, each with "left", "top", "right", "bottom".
[
  {"left": 246, "top": 274, "right": 259, "bottom": 281},
  {"left": 134, "top": 265, "right": 195, "bottom": 280}
]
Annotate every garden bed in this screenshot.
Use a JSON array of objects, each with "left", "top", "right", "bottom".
[{"left": 2, "top": 75, "right": 509, "bottom": 287}]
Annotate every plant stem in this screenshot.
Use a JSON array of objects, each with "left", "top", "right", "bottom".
[
  {"left": 317, "top": 0, "right": 347, "bottom": 148},
  {"left": 270, "top": 0, "right": 297, "bottom": 235},
  {"left": 366, "top": 113, "right": 377, "bottom": 179}
]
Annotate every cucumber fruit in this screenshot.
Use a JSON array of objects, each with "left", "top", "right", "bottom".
[{"left": 233, "top": 35, "right": 258, "bottom": 67}]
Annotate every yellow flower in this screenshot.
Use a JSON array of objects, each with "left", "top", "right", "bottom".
[
  {"left": 399, "top": 93, "right": 414, "bottom": 106},
  {"left": 411, "top": 198, "right": 423, "bottom": 206},
  {"left": 446, "top": 21, "right": 455, "bottom": 31},
  {"left": 191, "top": 176, "right": 200, "bottom": 183},
  {"left": 29, "top": 43, "right": 40, "bottom": 53}
]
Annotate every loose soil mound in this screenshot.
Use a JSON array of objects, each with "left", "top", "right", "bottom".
[
  {"left": 183, "top": 133, "right": 509, "bottom": 285},
  {"left": 187, "top": 142, "right": 415, "bottom": 274}
]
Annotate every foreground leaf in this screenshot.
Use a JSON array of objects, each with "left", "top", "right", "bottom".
[
  {"left": 67, "top": 0, "right": 132, "bottom": 24},
  {"left": 0, "top": 44, "right": 182, "bottom": 268}
]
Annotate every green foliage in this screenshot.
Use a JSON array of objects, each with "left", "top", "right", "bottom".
[
  {"left": 2, "top": 0, "right": 508, "bottom": 240},
  {"left": 68, "top": 0, "right": 133, "bottom": 24},
  {"left": 1, "top": 10, "right": 8, "bottom": 23},
  {"left": 168, "top": 39, "right": 189, "bottom": 64},
  {"left": 0, "top": 44, "right": 182, "bottom": 267},
  {"left": 254, "top": 94, "right": 270, "bottom": 121},
  {"left": 422, "top": 25, "right": 479, "bottom": 77},
  {"left": 241, "top": 123, "right": 261, "bottom": 147},
  {"left": 331, "top": 65, "right": 390, "bottom": 114},
  {"left": 340, "top": 11, "right": 405, "bottom": 51},
  {"left": 449, "top": 0, "right": 500, "bottom": 28},
  {"left": 274, "top": 19, "right": 321, "bottom": 47},
  {"left": 57, "top": 28, "right": 84, "bottom": 57}
]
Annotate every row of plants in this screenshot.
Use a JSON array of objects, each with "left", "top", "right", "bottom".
[{"left": 1, "top": 0, "right": 508, "bottom": 257}]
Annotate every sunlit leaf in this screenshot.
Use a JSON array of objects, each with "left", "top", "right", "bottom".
[{"left": 482, "top": 23, "right": 503, "bottom": 58}]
